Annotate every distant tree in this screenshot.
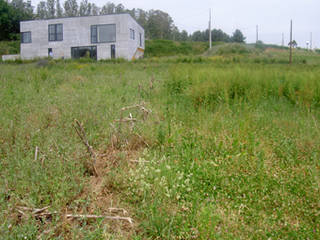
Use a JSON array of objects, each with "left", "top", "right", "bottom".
[
  {"left": 100, "top": 2, "right": 115, "bottom": 14},
  {"left": 115, "top": 3, "right": 125, "bottom": 13},
  {"left": 231, "top": 29, "right": 246, "bottom": 43},
  {"left": 180, "top": 30, "right": 189, "bottom": 41},
  {"left": 36, "top": 1, "right": 47, "bottom": 19},
  {"left": 56, "top": 0, "right": 63, "bottom": 17},
  {"left": 0, "top": 0, "right": 15, "bottom": 40},
  {"left": 0, "top": 0, "right": 34, "bottom": 40},
  {"left": 46, "top": 0, "right": 56, "bottom": 18},
  {"left": 79, "top": 0, "right": 91, "bottom": 16},
  {"left": 91, "top": 3, "right": 99, "bottom": 15},
  {"left": 289, "top": 40, "right": 298, "bottom": 48},
  {"left": 146, "top": 10, "right": 174, "bottom": 39},
  {"left": 134, "top": 8, "right": 147, "bottom": 29},
  {"left": 11, "top": 0, "right": 34, "bottom": 20},
  {"left": 191, "top": 31, "right": 203, "bottom": 41},
  {"left": 64, "top": 0, "right": 78, "bottom": 17},
  {"left": 212, "top": 29, "right": 230, "bottom": 42}
]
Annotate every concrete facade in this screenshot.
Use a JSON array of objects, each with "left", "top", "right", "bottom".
[
  {"left": 20, "top": 13, "right": 144, "bottom": 60},
  {"left": 2, "top": 54, "right": 20, "bottom": 61}
]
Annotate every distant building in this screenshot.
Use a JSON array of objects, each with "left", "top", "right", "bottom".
[{"left": 19, "top": 13, "right": 144, "bottom": 61}]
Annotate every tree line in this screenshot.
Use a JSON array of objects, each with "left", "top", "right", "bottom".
[{"left": 0, "top": 0, "right": 246, "bottom": 43}]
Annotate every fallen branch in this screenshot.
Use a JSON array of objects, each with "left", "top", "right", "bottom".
[
  {"left": 108, "top": 207, "right": 128, "bottom": 215},
  {"left": 120, "top": 103, "right": 152, "bottom": 117},
  {"left": 133, "top": 132, "right": 150, "bottom": 148},
  {"left": 73, "top": 119, "right": 98, "bottom": 176},
  {"left": 16, "top": 207, "right": 133, "bottom": 224},
  {"left": 32, "top": 206, "right": 50, "bottom": 215},
  {"left": 65, "top": 214, "right": 133, "bottom": 224},
  {"left": 34, "top": 146, "right": 39, "bottom": 162},
  {"left": 114, "top": 117, "right": 138, "bottom": 123}
]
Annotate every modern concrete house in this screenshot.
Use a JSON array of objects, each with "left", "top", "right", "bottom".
[{"left": 19, "top": 13, "right": 144, "bottom": 60}]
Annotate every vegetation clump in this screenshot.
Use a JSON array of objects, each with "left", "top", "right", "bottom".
[{"left": 1, "top": 54, "right": 320, "bottom": 239}]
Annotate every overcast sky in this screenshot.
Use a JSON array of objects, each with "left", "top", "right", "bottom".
[{"left": 32, "top": 0, "right": 319, "bottom": 48}]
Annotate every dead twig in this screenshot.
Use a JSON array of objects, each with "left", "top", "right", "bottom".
[
  {"left": 16, "top": 207, "right": 133, "bottom": 225},
  {"left": 32, "top": 206, "right": 50, "bottom": 215},
  {"left": 65, "top": 214, "right": 133, "bottom": 224},
  {"left": 73, "top": 119, "right": 98, "bottom": 176},
  {"left": 133, "top": 132, "right": 150, "bottom": 148},
  {"left": 34, "top": 146, "right": 39, "bottom": 162},
  {"left": 108, "top": 208, "right": 128, "bottom": 215},
  {"left": 114, "top": 117, "right": 138, "bottom": 123}
]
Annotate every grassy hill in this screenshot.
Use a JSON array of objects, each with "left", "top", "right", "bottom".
[
  {"left": 144, "top": 39, "right": 211, "bottom": 57},
  {"left": 1, "top": 52, "right": 320, "bottom": 239},
  {"left": 204, "top": 42, "right": 320, "bottom": 64}
]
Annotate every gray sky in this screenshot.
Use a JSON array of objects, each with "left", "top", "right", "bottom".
[{"left": 32, "top": 0, "right": 319, "bottom": 48}]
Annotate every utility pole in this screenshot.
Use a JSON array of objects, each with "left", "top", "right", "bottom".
[
  {"left": 282, "top": 33, "right": 284, "bottom": 46},
  {"left": 256, "top": 25, "right": 259, "bottom": 43},
  {"left": 209, "top": 8, "right": 212, "bottom": 49},
  {"left": 310, "top": 32, "right": 313, "bottom": 50},
  {"left": 289, "top": 20, "right": 293, "bottom": 64}
]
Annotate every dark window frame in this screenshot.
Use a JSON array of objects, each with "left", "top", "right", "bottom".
[
  {"left": 48, "top": 24, "right": 63, "bottom": 42},
  {"left": 21, "top": 31, "right": 32, "bottom": 44},
  {"left": 130, "top": 28, "right": 135, "bottom": 40},
  {"left": 90, "top": 24, "right": 116, "bottom": 44},
  {"left": 71, "top": 46, "right": 97, "bottom": 60},
  {"left": 139, "top": 33, "right": 142, "bottom": 47}
]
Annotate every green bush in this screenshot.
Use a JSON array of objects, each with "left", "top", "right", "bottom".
[
  {"left": 0, "top": 41, "right": 20, "bottom": 57},
  {"left": 145, "top": 39, "right": 208, "bottom": 57}
]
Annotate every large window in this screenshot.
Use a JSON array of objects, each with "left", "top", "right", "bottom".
[
  {"left": 21, "top": 32, "right": 31, "bottom": 43},
  {"left": 48, "top": 24, "right": 63, "bottom": 41},
  {"left": 91, "top": 24, "right": 116, "bottom": 43},
  {"left": 130, "top": 29, "right": 135, "bottom": 40},
  {"left": 71, "top": 46, "right": 97, "bottom": 60}
]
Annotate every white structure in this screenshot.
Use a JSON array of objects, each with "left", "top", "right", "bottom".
[{"left": 20, "top": 13, "right": 144, "bottom": 60}]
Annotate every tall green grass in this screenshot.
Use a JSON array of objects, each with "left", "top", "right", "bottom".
[
  {"left": 1, "top": 58, "right": 320, "bottom": 239},
  {"left": 145, "top": 39, "right": 209, "bottom": 57}
]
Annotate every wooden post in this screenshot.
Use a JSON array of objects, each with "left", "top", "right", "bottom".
[{"left": 289, "top": 20, "right": 293, "bottom": 64}]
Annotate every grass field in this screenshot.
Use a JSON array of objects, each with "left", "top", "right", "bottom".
[{"left": 1, "top": 49, "right": 320, "bottom": 239}]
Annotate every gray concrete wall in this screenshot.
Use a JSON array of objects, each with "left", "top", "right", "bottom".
[
  {"left": 127, "top": 14, "right": 145, "bottom": 60},
  {"left": 20, "top": 14, "right": 144, "bottom": 60},
  {"left": 2, "top": 54, "right": 20, "bottom": 61}
]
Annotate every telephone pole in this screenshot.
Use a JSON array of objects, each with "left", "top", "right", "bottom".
[
  {"left": 310, "top": 32, "right": 313, "bottom": 50},
  {"left": 282, "top": 33, "right": 284, "bottom": 46},
  {"left": 256, "top": 25, "right": 259, "bottom": 43},
  {"left": 209, "top": 9, "right": 212, "bottom": 49},
  {"left": 289, "top": 20, "right": 293, "bottom": 64}
]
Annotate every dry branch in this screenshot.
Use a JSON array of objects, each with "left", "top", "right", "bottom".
[
  {"left": 114, "top": 117, "right": 138, "bottom": 123},
  {"left": 65, "top": 214, "right": 133, "bottom": 224},
  {"left": 32, "top": 206, "right": 50, "bottom": 215},
  {"left": 16, "top": 207, "right": 133, "bottom": 225},
  {"left": 73, "top": 119, "right": 98, "bottom": 176},
  {"left": 34, "top": 146, "right": 39, "bottom": 162},
  {"left": 108, "top": 207, "right": 128, "bottom": 215}
]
